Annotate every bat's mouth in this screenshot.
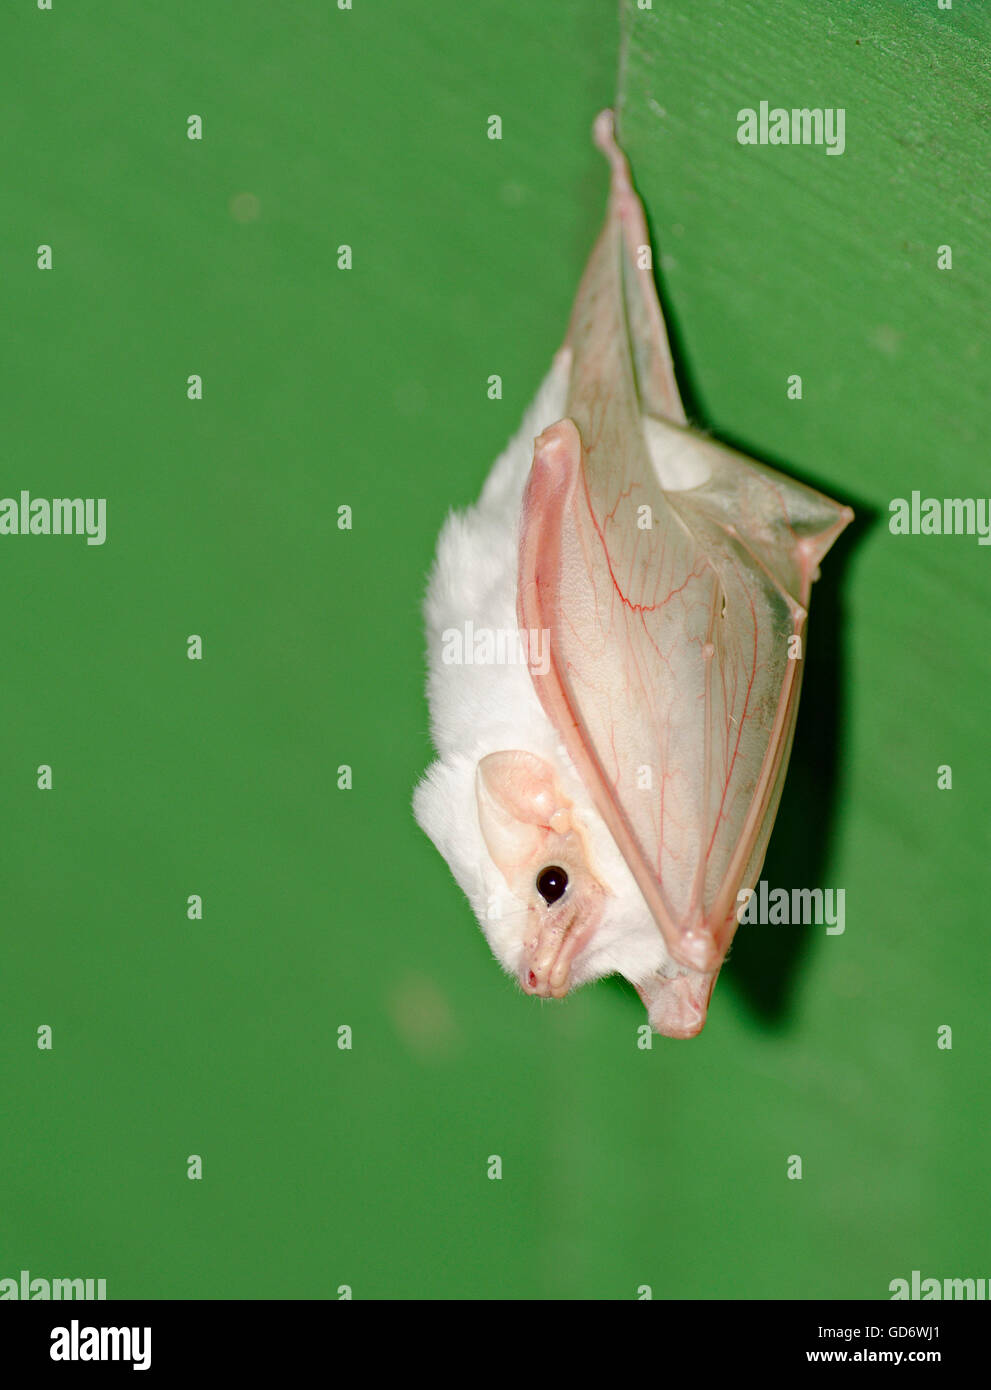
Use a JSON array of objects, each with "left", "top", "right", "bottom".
[{"left": 519, "top": 903, "right": 600, "bottom": 1000}]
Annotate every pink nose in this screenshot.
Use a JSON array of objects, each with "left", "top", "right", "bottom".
[
  {"left": 521, "top": 961, "right": 563, "bottom": 998},
  {"left": 522, "top": 968, "right": 550, "bottom": 997}
]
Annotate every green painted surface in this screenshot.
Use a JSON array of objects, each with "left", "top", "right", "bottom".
[{"left": 0, "top": 0, "right": 985, "bottom": 1300}]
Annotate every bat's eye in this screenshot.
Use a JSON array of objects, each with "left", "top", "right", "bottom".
[{"left": 536, "top": 866, "right": 568, "bottom": 904}]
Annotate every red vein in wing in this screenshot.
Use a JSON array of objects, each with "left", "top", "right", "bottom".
[{"left": 704, "top": 552, "right": 759, "bottom": 866}]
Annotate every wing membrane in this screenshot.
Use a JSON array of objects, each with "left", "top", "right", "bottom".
[{"left": 517, "top": 114, "right": 851, "bottom": 973}]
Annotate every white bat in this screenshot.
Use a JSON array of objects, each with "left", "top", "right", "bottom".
[{"left": 414, "top": 111, "right": 852, "bottom": 1037}]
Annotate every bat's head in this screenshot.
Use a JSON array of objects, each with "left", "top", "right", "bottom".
[
  {"left": 472, "top": 749, "right": 608, "bottom": 1000},
  {"left": 414, "top": 744, "right": 716, "bottom": 1036}
]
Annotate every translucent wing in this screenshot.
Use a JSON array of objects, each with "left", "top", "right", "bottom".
[{"left": 518, "top": 113, "right": 852, "bottom": 975}]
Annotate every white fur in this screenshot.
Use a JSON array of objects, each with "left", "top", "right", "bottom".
[{"left": 413, "top": 359, "right": 676, "bottom": 994}]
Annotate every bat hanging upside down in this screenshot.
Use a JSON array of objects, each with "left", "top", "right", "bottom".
[{"left": 414, "top": 111, "right": 852, "bottom": 1038}]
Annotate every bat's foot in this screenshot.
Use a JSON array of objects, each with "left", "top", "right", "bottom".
[
  {"left": 635, "top": 969, "right": 717, "bottom": 1040},
  {"left": 593, "top": 109, "right": 632, "bottom": 195}
]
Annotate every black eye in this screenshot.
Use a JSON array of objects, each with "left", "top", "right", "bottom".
[{"left": 536, "top": 866, "right": 568, "bottom": 904}]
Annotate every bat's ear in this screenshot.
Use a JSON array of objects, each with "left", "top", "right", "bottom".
[{"left": 475, "top": 751, "right": 570, "bottom": 888}]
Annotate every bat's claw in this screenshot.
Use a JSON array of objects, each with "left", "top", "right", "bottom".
[
  {"left": 675, "top": 928, "right": 722, "bottom": 974},
  {"left": 593, "top": 109, "right": 633, "bottom": 198}
]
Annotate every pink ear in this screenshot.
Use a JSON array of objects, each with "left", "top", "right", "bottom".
[{"left": 475, "top": 751, "right": 563, "bottom": 885}]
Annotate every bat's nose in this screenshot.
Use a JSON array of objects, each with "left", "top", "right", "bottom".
[
  {"left": 520, "top": 963, "right": 566, "bottom": 999},
  {"left": 520, "top": 909, "right": 596, "bottom": 1000}
]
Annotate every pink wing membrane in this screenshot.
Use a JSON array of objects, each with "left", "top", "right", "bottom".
[{"left": 518, "top": 114, "right": 852, "bottom": 976}]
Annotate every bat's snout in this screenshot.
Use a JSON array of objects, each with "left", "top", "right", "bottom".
[
  {"left": 521, "top": 966, "right": 558, "bottom": 999},
  {"left": 519, "top": 904, "right": 599, "bottom": 1001}
]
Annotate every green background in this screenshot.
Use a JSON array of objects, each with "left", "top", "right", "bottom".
[{"left": 1, "top": 0, "right": 987, "bottom": 1300}]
